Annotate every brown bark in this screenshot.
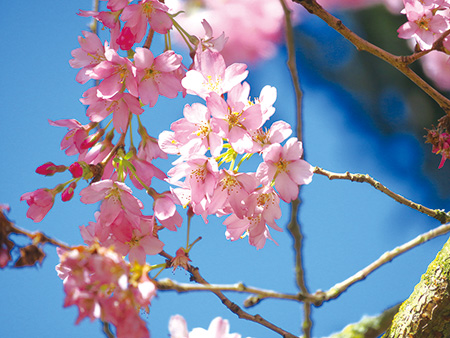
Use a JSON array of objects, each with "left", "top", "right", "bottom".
[{"left": 383, "top": 236, "right": 450, "bottom": 338}]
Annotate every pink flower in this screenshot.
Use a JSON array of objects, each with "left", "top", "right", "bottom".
[
  {"left": 169, "top": 315, "right": 241, "bottom": 338},
  {"left": 153, "top": 192, "right": 183, "bottom": 231},
  {"left": 116, "top": 26, "right": 136, "bottom": 51},
  {"left": 69, "top": 31, "right": 107, "bottom": 84},
  {"left": 137, "top": 126, "right": 168, "bottom": 161},
  {"left": 48, "top": 119, "right": 92, "bottom": 156},
  {"left": 170, "top": 248, "right": 191, "bottom": 271},
  {"left": 207, "top": 170, "right": 258, "bottom": 218},
  {"left": 120, "top": 0, "right": 172, "bottom": 47},
  {"left": 398, "top": 1, "right": 450, "bottom": 49},
  {"left": 20, "top": 188, "right": 55, "bottom": 222},
  {"left": 207, "top": 90, "right": 263, "bottom": 154},
  {"left": 56, "top": 245, "right": 155, "bottom": 337},
  {"left": 421, "top": 50, "right": 450, "bottom": 90},
  {"left": 250, "top": 120, "right": 292, "bottom": 153},
  {"left": 166, "top": 0, "right": 290, "bottom": 64},
  {"left": 128, "top": 156, "right": 167, "bottom": 190},
  {"left": 256, "top": 138, "right": 313, "bottom": 202},
  {"left": 112, "top": 215, "right": 164, "bottom": 264},
  {"left": 81, "top": 88, "right": 144, "bottom": 133},
  {"left": 170, "top": 102, "right": 223, "bottom": 157},
  {"left": 89, "top": 48, "right": 138, "bottom": 99},
  {"left": 134, "top": 48, "right": 185, "bottom": 107},
  {"left": 167, "top": 155, "right": 219, "bottom": 205},
  {"left": 181, "top": 50, "right": 248, "bottom": 100},
  {"left": 101, "top": 0, "right": 129, "bottom": 11},
  {"left": 80, "top": 180, "right": 143, "bottom": 228}
]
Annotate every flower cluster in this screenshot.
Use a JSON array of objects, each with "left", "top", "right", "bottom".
[
  {"left": 20, "top": 0, "right": 314, "bottom": 335},
  {"left": 56, "top": 245, "right": 156, "bottom": 338},
  {"left": 160, "top": 49, "right": 313, "bottom": 249}
]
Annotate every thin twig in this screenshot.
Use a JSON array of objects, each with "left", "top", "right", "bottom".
[
  {"left": 1, "top": 210, "right": 72, "bottom": 250},
  {"left": 311, "top": 222, "right": 450, "bottom": 305},
  {"left": 314, "top": 167, "right": 450, "bottom": 223},
  {"left": 292, "top": 0, "right": 450, "bottom": 116},
  {"left": 280, "top": 1, "right": 312, "bottom": 336},
  {"left": 156, "top": 278, "right": 306, "bottom": 303},
  {"left": 158, "top": 251, "right": 299, "bottom": 338}
]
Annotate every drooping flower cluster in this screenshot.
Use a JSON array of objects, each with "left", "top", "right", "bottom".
[
  {"left": 20, "top": 0, "right": 314, "bottom": 335},
  {"left": 56, "top": 245, "right": 156, "bottom": 338},
  {"left": 169, "top": 315, "right": 242, "bottom": 338},
  {"left": 160, "top": 49, "right": 314, "bottom": 249}
]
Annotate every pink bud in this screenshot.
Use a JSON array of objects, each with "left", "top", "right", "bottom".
[
  {"left": 116, "top": 26, "right": 136, "bottom": 51},
  {"left": 61, "top": 182, "right": 77, "bottom": 202},
  {"left": 36, "top": 162, "right": 66, "bottom": 176},
  {"left": 69, "top": 162, "right": 83, "bottom": 178},
  {"left": 81, "top": 129, "right": 105, "bottom": 149}
]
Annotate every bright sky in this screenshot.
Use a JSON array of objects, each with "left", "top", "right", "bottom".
[{"left": 2, "top": 1, "right": 449, "bottom": 338}]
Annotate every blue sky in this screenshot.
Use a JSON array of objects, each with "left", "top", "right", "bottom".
[{"left": 2, "top": 1, "right": 450, "bottom": 338}]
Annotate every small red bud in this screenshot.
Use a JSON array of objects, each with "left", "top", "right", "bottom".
[
  {"left": 36, "top": 162, "right": 66, "bottom": 176},
  {"left": 69, "top": 162, "right": 83, "bottom": 178},
  {"left": 61, "top": 182, "right": 77, "bottom": 202}
]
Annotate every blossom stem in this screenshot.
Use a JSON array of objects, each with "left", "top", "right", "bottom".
[
  {"left": 143, "top": 28, "right": 155, "bottom": 49},
  {"left": 127, "top": 165, "right": 151, "bottom": 191},
  {"left": 186, "top": 211, "right": 192, "bottom": 250},
  {"left": 170, "top": 17, "right": 195, "bottom": 53}
]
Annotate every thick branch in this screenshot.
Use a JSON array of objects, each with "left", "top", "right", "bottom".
[
  {"left": 383, "top": 236, "right": 450, "bottom": 337},
  {"left": 328, "top": 304, "right": 400, "bottom": 338},
  {"left": 314, "top": 167, "right": 450, "bottom": 224}
]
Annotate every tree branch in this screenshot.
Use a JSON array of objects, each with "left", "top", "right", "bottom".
[
  {"left": 292, "top": 0, "right": 450, "bottom": 116},
  {"left": 280, "top": 0, "right": 313, "bottom": 336},
  {"left": 313, "top": 167, "right": 450, "bottom": 223},
  {"left": 156, "top": 278, "right": 306, "bottom": 304},
  {"left": 311, "top": 222, "right": 450, "bottom": 305},
  {"left": 158, "top": 251, "right": 299, "bottom": 338}
]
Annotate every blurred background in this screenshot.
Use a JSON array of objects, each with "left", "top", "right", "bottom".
[{"left": 2, "top": 1, "right": 450, "bottom": 337}]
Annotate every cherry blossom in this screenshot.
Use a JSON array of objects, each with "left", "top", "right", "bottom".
[
  {"left": 20, "top": 188, "right": 55, "bottom": 222},
  {"left": 120, "top": 0, "right": 173, "bottom": 49},
  {"left": 397, "top": 1, "right": 450, "bottom": 49},
  {"left": 181, "top": 49, "right": 248, "bottom": 99},
  {"left": 88, "top": 48, "right": 138, "bottom": 99},
  {"left": 70, "top": 30, "right": 108, "bottom": 84},
  {"left": 256, "top": 137, "right": 313, "bottom": 202},
  {"left": 81, "top": 87, "right": 144, "bottom": 133},
  {"left": 134, "top": 48, "right": 185, "bottom": 107},
  {"left": 169, "top": 315, "right": 241, "bottom": 338},
  {"left": 48, "top": 119, "right": 92, "bottom": 156}
]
